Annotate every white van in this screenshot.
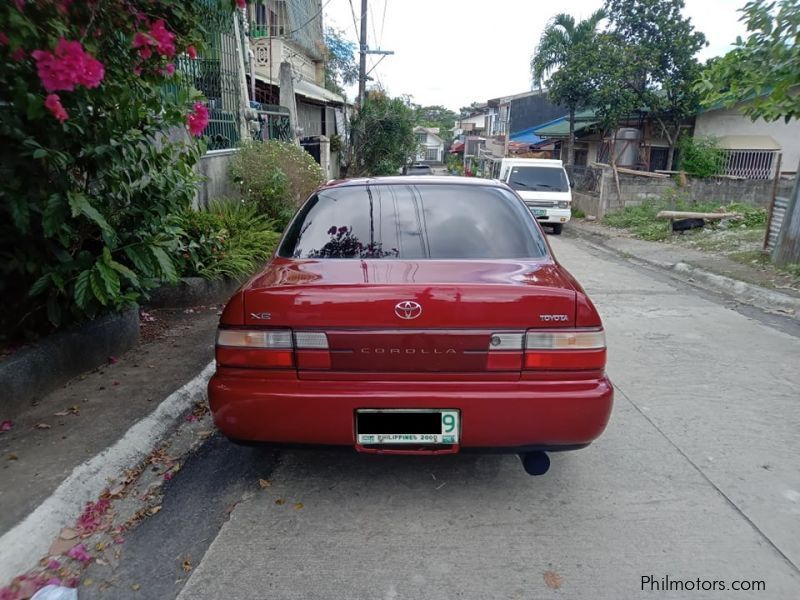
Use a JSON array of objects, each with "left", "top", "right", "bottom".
[{"left": 499, "top": 158, "right": 572, "bottom": 234}]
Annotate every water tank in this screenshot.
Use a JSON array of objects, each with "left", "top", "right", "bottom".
[{"left": 614, "top": 128, "right": 641, "bottom": 167}]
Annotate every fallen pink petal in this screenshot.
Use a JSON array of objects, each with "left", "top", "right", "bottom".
[
  {"left": 67, "top": 543, "right": 92, "bottom": 563},
  {"left": 0, "top": 420, "right": 12, "bottom": 432}
]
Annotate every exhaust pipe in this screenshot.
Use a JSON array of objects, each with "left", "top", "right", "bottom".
[{"left": 520, "top": 451, "right": 550, "bottom": 476}]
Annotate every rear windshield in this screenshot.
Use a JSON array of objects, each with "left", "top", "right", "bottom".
[
  {"left": 507, "top": 166, "right": 569, "bottom": 192},
  {"left": 278, "top": 183, "right": 548, "bottom": 260}
]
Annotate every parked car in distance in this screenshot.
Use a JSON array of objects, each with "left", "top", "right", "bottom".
[
  {"left": 402, "top": 163, "right": 434, "bottom": 175},
  {"left": 499, "top": 158, "right": 572, "bottom": 235},
  {"left": 208, "top": 176, "right": 612, "bottom": 476}
]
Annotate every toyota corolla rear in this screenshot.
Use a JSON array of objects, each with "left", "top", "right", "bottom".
[{"left": 208, "top": 177, "right": 613, "bottom": 473}]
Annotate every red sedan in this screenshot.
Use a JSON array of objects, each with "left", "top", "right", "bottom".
[{"left": 208, "top": 177, "right": 612, "bottom": 475}]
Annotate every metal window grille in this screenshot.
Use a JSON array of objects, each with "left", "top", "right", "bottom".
[
  {"left": 425, "top": 148, "right": 439, "bottom": 161},
  {"left": 720, "top": 150, "right": 779, "bottom": 180}
]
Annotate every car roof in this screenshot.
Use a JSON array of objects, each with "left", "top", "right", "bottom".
[{"left": 322, "top": 176, "right": 505, "bottom": 189}]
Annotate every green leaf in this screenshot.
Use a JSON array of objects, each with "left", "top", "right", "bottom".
[
  {"left": 33, "top": 149, "right": 48, "bottom": 159},
  {"left": 74, "top": 270, "right": 92, "bottom": 309},
  {"left": 8, "top": 195, "right": 31, "bottom": 233},
  {"left": 90, "top": 269, "right": 109, "bottom": 306},
  {"left": 150, "top": 246, "right": 178, "bottom": 282},
  {"left": 29, "top": 273, "right": 51, "bottom": 297},
  {"left": 42, "top": 194, "right": 66, "bottom": 237},
  {"left": 109, "top": 259, "right": 140, "bottom": 287},
  {"left": 124, "top": 246, "right": 154, "bottom": 275},
  {"left": 68, "top": 192, "right": 113, "bottom": 236},
  {"left": 96, "top": 261, "right": 121, "bottom": 297}
]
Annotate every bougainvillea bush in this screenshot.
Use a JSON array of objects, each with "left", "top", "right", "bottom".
[{"left": 0, "top": 1, "right": 215, "bottom": 341}]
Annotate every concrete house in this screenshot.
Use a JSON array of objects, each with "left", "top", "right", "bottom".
[
  {"left": 694, "top": 98, "right": 800, "bottom": 176},
  {"left": 245, "top": 0, "right": 346, "bottom": 176},
  {"left": 414, "top": 127, "right": 445, "bottom": 164}
]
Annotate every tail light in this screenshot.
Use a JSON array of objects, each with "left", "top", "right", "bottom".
[
  {"left": 524, "top": 329, "right": 606, "bottom": 370},
  {"left": 486, "top": 333, "right": 524, "bottom": 370},
  {"left": 485, "top": 329, "right": 606, "bottom": 371},
  {"left": 215, "top": 329, "right": 331, "bottom": 370}
]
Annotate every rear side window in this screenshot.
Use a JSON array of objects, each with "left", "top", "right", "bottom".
[{"left": 278, "top": 184, "right": 548, "bottom": 259}]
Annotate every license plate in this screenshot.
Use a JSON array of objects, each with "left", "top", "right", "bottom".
[
  {"left": 530, "top": 208, "right": 547, "bottom": 217},
  {"left": 356, "top": 409, "right": 460, "bottom": 445}
]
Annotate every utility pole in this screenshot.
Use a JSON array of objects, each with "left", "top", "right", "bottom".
[
  {"left": 358, "top": 0, "right": 368, "bottom": 107},
  {"left": 356, "top": 0, "right": 394, "bottom": 108}
]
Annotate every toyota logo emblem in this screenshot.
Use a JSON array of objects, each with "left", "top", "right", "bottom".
[{"left": 394, "top": 301, "right": 422, "bottom": 320}]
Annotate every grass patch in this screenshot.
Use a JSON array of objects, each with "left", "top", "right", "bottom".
[
  {"left": 604, "top": 197, "right": 767, "bottom": 242},
  {"left": 571, "top": 208, "right": 586, "bottom": 219}
]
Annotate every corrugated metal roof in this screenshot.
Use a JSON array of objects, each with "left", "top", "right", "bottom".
[{"left": 533, "top": 109, "right": 598, "bottom": 137}]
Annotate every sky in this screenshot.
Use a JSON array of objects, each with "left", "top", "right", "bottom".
[{"left": 322, "top": 0, "right": 750, "bottom": 110}]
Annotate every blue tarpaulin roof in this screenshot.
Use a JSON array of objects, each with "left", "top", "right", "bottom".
[{"left": 510, "top": 127, "right": 545, "bottom": 144}]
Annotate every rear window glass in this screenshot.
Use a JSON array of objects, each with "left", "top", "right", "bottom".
[
  {"left": 507, "top": 166, "right": 569, "bottom": 192},
  {"left": 278, "top": 183, "right": 547, "bottom": 260}
]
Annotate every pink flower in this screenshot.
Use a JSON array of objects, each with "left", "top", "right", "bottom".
[
  {"left": 15, "top": 0, "right": 25, "bottom": 10},
  {"left": 32, "top": 38, "right": 104, "bottom": 93},
  {"left": 132, "top": 31, "right": 151, "bottom": 56},
  {"left": 149, "top": 19, "right": 176, "bottom": 57},
  {"left": 0, "top": 33, "right": 8, "bottom": 46},
  {"left": 44, "top": 94, "right": 69, "bottom": 123},
  {"left": 46, "top": 559, "right": 61, "bottom": 570},
  {"left": 163, "top": 471, "right": 173, "bottom": 481},
  {"left": 163, "top": 63, "right": 175, "bottom": 76},
  {"left": 186, "top": 45, "right": 198, "bottom": 59},
  {"left": 67, "top": 544, "right": 92, "bottom": 563},
  {"left": 186, "top": 102, "right": 209, "bottom": 137},
  {"left": 46, "top": 577, "right": 62, "bottom": 586},
  {"left": 0, "top": 420, "right": 12, "bottom": 432},
  {"left": 11, "top": 48, "right": 25, "bottom": 62},
  {"left": 236, "top": 0, "right": 246, "bottom": 8},
  {"left": 76, "top": 497, "right": 111, "bottom": 534}
]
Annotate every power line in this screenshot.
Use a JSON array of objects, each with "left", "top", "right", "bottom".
[
  {"left": 378, "top": 0, "right": 388, "bottom": 49},
  {"left": 346, "top": 0, "right": 360, "bottom": 41}
]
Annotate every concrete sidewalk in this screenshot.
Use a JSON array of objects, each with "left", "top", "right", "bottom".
[
  {"left": 0, "top": 306, "right": 220, "bottom": 586},
  {"left": 567, "top": 220, "right": 800, "bottom": 319}
]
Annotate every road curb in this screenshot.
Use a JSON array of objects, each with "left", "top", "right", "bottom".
[
  {"left": 567, "top": 224, "right": 800, "bottom": 320},
  {"left": 0, "top": 361, "right": 215, "bottom": 585},
  {"left": 671, "top": 262, "right": 800, "bottom": 319}
]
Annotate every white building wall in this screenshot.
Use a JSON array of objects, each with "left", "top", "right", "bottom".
[{"left": 694, "top": 106, "right": 800, "bottom": 174}]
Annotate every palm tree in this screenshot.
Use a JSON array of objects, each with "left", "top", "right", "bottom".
[{"left": 531, "top": 10, "right": 606, "bottom": 165}]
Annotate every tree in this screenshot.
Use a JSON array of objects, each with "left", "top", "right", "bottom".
[
  {"left": 531, "top": 10, "right": 606, "bottom": 166},
  {"left": 696, "top": 0, "right": 800, "bottom": 122},
  {"left": 323, "top": 27, "right": 358, "bottom": 97},
  {"left": 346, "top": 90, "right": 417, "bottom": 176},
  {"left": 604, "top": 0, "right": 706, "bottom": 169},
  {"left": 695, "top": 0, "right": 800, "bottom": 267}
]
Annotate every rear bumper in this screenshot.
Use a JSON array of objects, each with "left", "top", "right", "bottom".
[{"left": 208, "top": 372, "right": 613, "bottom": 452}]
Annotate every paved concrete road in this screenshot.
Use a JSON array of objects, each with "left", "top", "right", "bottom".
[{"left": 119, "top": 235, "right": 800, "bottom": 599}]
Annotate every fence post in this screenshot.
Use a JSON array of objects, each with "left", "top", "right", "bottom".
[{"left": 772, "top": 159, "right": 800, "bottom": 266}]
